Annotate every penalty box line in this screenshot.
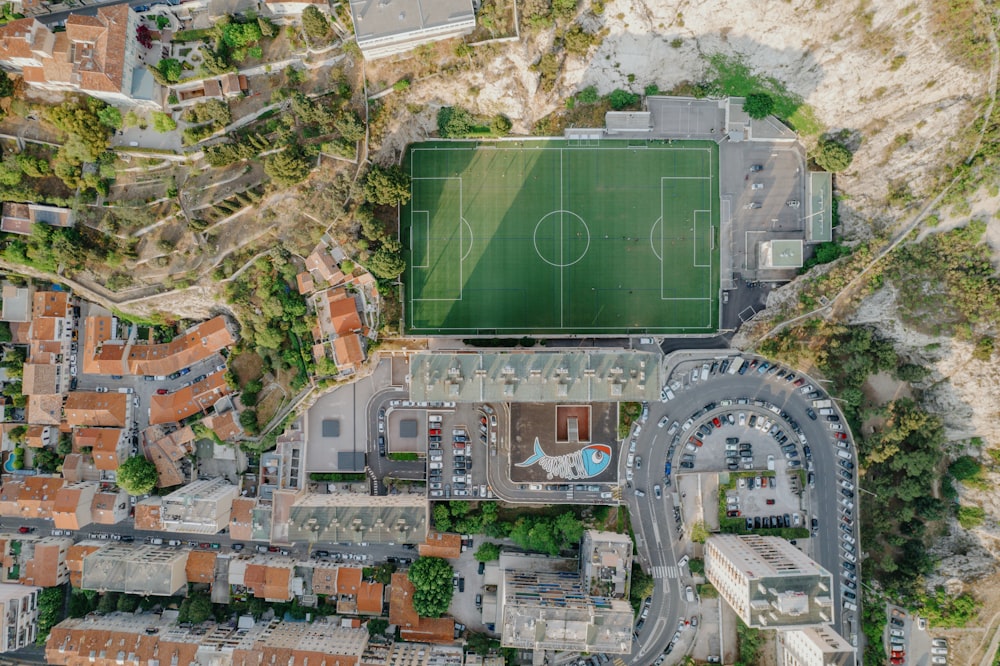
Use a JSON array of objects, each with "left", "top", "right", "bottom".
[{"left": 408, "top": 176, "right": 465, "bottom": 304}]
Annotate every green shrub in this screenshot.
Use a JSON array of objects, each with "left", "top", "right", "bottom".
[
  {"left": 607, "top": 88, "right": 639, "bottom": 110},
  {"left": 814, "top": 138, "right": 853, "bottom": 172}
]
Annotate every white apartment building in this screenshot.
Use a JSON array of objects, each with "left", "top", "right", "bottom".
[
  {"left": 349, "top": 0, "right": 476, "bottom": 60},
  {"left": 0, "top": 584, "right": 41, "bottom": 652},
  {"left": 705, "top": 534, "right": 834, "bottom": 629},
  {"left": 779, "top": 627, "right": 856, "bottom": 666}
]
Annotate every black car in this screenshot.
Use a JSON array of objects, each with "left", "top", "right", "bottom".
[
  {"left": 378, "top": 436, "right": 386, "bottom": 455},
  {"left": 754, "top": 517, "right": 762, "bottom": 529},
  {"left": 839, "top": 460, "right": 854, "bottom": 470},
  {"left": 478, "top": 561, "right": 485, "bottom": 575},
  {"left": 827, "top": 415, "right": 840, "bottom": 422},
  {"left": 680, "top": 461, "right": 694, "bottom": 469},
  {"left": 458, "top": 578, "right": 465, "bottom": 593},
  {"left": 843, "top": 561, "right": 856, "bottom": 571},
  {"left": 232, "top": 543, "right": 244, "bottom": 551},
  {"left": 811, "top": 518, "right": 819, "bottom": 530},
  {"left": 803, "top": 445, "right": 811, "bottom": 458},
  {"left": 890, "top": 617, "right": 904, "bottom": 627}
]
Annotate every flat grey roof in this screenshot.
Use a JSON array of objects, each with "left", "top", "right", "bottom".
[
  {"left": 605, "top": 112, "right": 651, "bottom": 133},
  {"left": 409, "top": 352, "right": 660, "bottom": 403},
  {"left": 760, "top": 240, "right": 803, "bottom": 269},
  {"left": 807, "top": 172, "right": 833, "bottom": 243},
  {"left": 350, "top": 0, "right": 475, "bottom": 44},
  {"left": 322, "top": 419, "right": 341, "bottom": 437}
]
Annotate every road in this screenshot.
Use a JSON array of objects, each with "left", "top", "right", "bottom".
[
  {"left": 624, "top": 353, "right": 861, "bottom": 662},
  {"left": 33, "top": 0, "right": 148, "bottom": 24}
]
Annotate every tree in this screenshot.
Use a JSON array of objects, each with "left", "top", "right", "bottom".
[
  {"left": 367, "top": 618, "right": 389, "bottom": 635},
  {"left": 264, "top": 147, "right": 313, "bottom": 186},
  {"left": 301, "top": 5, "right": 331, "bottom": 41},
  {"left": 334, "top": 110, "right": 366, "bottom": 142},
  {"left": 437, "top": 106, "right": 476, "bottom": 138},
  {"left": 33, "top": 447, "right": 60, "bottom": 472},
  {"left": 433, "top": 504, "right": 452, "bottom": 531},
  {"left": 576, "top": 85, "right": 599, "bottom": 104},
  {"left": 407, "top": 557, "right": 454, "bottom": 618},
  {"left": 474, "top": 542, "right": 501, "bottom": 562},
  {"left": 69, "top": 590, "right": 95, "bottom": 618},
  {"left": 136, "top": 24, "right": 153, "bottom": 48},
  {"left": 8, "top": 425, "right": 25, "bottom": 445},
  {"left": 742, "top": 92, "right": 775, "bottom": 119},
  {"left": 0, "top": 71, "right": 12, "bottom": 98},
  {"left": 608, "top": 88, "right": 639, "bottom": 110},
  {"left": 37, "top": 586, "right": 66, "bottom": 641},
  {"left": 56, "top": 435, "right": 73, "bottom": 456},
  {"left": 152, "top": 111, "right": 176, "bottom": 133},
  {"left": 157, "top": 58, "right": 182, "bottom": 83},
  {"left": 373, "top": 562, "right": 396, "bottom": 584},
  {"left": 97, "top": 591, "right": 120, "bottom": 614},
  {"left": 221, "top": 20, "right": 263, "bottom": 48},
  {"left": 240, "top": 409, "right": 260, "bottom": 435},
  {"left": 368, "top": 244, "right": 406, "bottom": 280},
  {"left": 116, "top": 594, "right": 141, "bottom": 613},
  {"left": 363, "top": 165, "right": 411, "bottom": 206},
  {"left": 116, "top": 455, "right": 158, "bottom": 495},
  {"left": 178, "top": 593, "right": 213, "bottom": 624},
  {"left": 490, "top": 114, "right": 512, "bottom": 135},
  {"left": 814, "top": 138, "right": 853, "bottom": 172}
]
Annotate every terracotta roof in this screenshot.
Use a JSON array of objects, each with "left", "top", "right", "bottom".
[
  {"left": 27, "top": 394, "right": 63, "bottom": 425},
  {"left": 66, "top": 543, "right": 101, "bottom": 574},
  {"left": 332, "top": 334, "right": 365, "bottom": 371},
  {"left": 326, "top": 289, "right": 363, "bottom": 334},
  {"left": 296, "top": 271, "right": 315, "bottom": 295},
  {"left": 305, "top": 249, "right": 342, "bottom": 284},
  {"left": 357, "top": 581, "right": 384, "bottom": 614},
  {"left": 229, "top": 497, "right": 255, "bottom": 541},
  {"left": 201, "top": 411, "right": 243, "bottom": 442},
  {"left": 64, "top": 392, "right": 128, "bottom": 428},
  {"left": 73, "top": 427, "right": 123, "bottom": 470},
  {"left": 149, "top": 371, "right": 230, "bottom": 425},
  {"left": 311, "top": 563, "right": 338, "bottom": 595},
  {"left": 53, "top": 485, "right": 86, "bottom": 530},
  {"left": 146, "top": 441, "right": 186, "bottom": 487},
  {"left": 337, "top": 566, "right": 362, "bottom": 595},
  {"left": 10, "top": 321, "right": 31, "bottom": 343},
  {"left": 91, "top": 490, "right": 125, "bottom": 524},
  {"left": 22, "top": 541, "right": 64, "bottom": 587},
  {"left": 126, "top": 316, "right": 235, "bottom": 377},
  {"left": 133, "top": 501, "right": 162, "bottom": 531},
  {"left": 22, "top": 363, "right": 58, "bottom": 395},
  {"left": 43, "top": 5, "right": 134, "bottom": 95},
  {"left": 418, "top": 532, "right": 462, "bottom": 559},
  {"left": 33, "top": 290, "right": 69, "bottom": 318},
  {"left": 29, "top": 316, "right": 58, "bottom": 342},
  {"left": 0, "top": 18, "right": 48, "bottom": 63},
  {"left": 244, "top": 562, "right": 293, "bottom": 601},
  {"left": 1, "top": 216, "right": 32, "bottom": 235},
  {"left": 401, "top": 617, "right": 456, "bottom": 644},
  {"left": 185, "top": 550, "right": 217, "bottom": 584},
  {"left": 60, "top": 453, "right": 84, "bottom": 483},
  {"left": 16, "top": 476, "right": 65, "bottom": 519},
  {"left": 389, "top": 572, "right": 419, "bottom": 628},
  {"left": 25, "top": 424, "right": 49, "bottom": 448},
  {"left": 82, "top": 315, "right": 122, "bottom": 376}
]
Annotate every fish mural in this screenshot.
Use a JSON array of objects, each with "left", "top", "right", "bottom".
[{"left": 515, "top": 438, "right": 613, "bottom": 479}]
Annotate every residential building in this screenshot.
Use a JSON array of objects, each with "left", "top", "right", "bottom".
[
  {"left": 26, "top": 393, "right": 62, "bottom": 425},
  {"left": 80, "top": 315, "right": 124, "bottom": 376},
  {"left": 304, "top": 245, "right": 345, "bottom": 286},
  {"left": 229, "top": 556, "right": 296, "bottom": 602},
  {"left": 498, "top": 552, "right": 633, "bottom": 654},
  {"left": 463, "top": 656, "right": 504, "bottom": 666},
  {"left": 389, "top": 572, "right": 455, "bottom": 644},
  {"left": 0, "top": 8, "right": 143, "bottom": 106},
  {"left": 311, "top": 562, "right": 338, "bottom": 596},
  {"left": 0, "top": 202, "right": 74, "bottom": 236},
  {"left": 65, "top": 543, "right": 102, "bottom": 588},
  {"left": 312, "top": 287, "right": 366, "bottom": 375},
  {"left": 387, "top": 642, "right": 464, "bottom": 666},
  {"left": 148, "top": 369, "right": 230, "bottom": 424},
  {"left": 201, "top": 408, "right": 244, "bottom": 442},
  {"left": 80, "top": 544, "right": 187, "bottom": 596},
  {"left": 52, "top": 481, "right": 99, "bottom": 531},
  {"left": 90, "top": 489, "right": 129, "bottom": 524},
  {"left": 333, "top": 566, "right": 382, "bottom": 615},
  {"left": 143, "top": 424, "right": 195, "bottom": 487},
  {"left": 24, "top": 424, "right": 54, "bottom": 448},
  {"left": 126, "top": 316, "right": 235, "bottom": 376},
  {"left": 0, "top": 475, "right": 65, "bottom": 519},
  {"left": 63, "top": 392, "right": 129, "bottom": 428},
  {"left": 140, "top": 477, "right": 238, "bottom": 534},
  {"left": 705, "top": 535, "right": 835, "bottom": 629},
  {"left": 418, "top": 532, "right": 462, "bottom": 559},
  {"left": 348, "top": 0, "right": 476, "bottom": 60},
  {"left": 0, "top": 284, "right": 32, "bottom": 322},
  {"left": 60, "top": 453, "right": 101, "bottom": 484},
  {"left": 234, "top": 619, "right": 370, "bottom": 665},
  {"left": 0, "top": 584, "right": 41, "bottom": 652},
  {"left": 778, "top": 627, "right": 856, "bottom": 666},
  {"left": 20, "top": 536, "right": 73, "bottom": 587},
  {"left": 282, "top": 492, "right": 428, "bottom": 545},
  {"left": 229, "top": 496, "right": 256, "bottom": 542},
  {"left": 168, "top": 72, "right": 246, "bottom": 107},
  {"left": 581, "top": 530, "right": 633, "bottom": 598},
  {"left": 185, "top": 550, "right": 217, "bottom": 586},
  {"left": 72, "top": 427, "right": 126, "bottom": 471}
]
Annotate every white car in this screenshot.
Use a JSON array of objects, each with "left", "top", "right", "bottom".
[
  {"left": 658, "top": 416, "right": 669, "bottom": 428},
  {"left": 678, "top": 555, "right": 689, "bottom": 568},
  {"left": 626, "top": 454, "right": 635, "bottom": 468},
  {"left": 840, "top": 480, "right": 855, "bottom": 491},
  {"left": 626, "top": 470, "right": 634, "bottom": 482},
  {"left": 842, "top": 551, "right": 857, "bottom": 563},
  {"left": 829, "top": 423, "right": 844, "bottom": 431},
  {"left": 738, "top": 412, "right": 746, "bottom": 426}
]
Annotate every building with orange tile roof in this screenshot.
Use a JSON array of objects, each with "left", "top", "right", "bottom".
[
  {"left": 311, "top": 563, "right": 338, "bottom": 596},
  {"left": 26, "top": 393, "right": 62, "bottom": 425},
  {"left": 0, "top": 7, "right": 142, "bottom": 106},
  {"left": 148, "top": 370, "right": 230, "bottom": 425},
  {"left": 60, "top": 453, "right": 102, "bottom": 484},
  {"left": 133, "top": 502, "right": 162, "bottom": 531},
  {"left": 80, "top": 315, "right": 123, "bottom": 376},
  {"left": 90, "top": 489, "right": 128, "bottom": 525},
  {"left": 296, "top": 270, "right": 315, "bottom": 295},
  {"left": 0, "top": 203, "right": 75, "bottom": 236},
  {"left": 0, "top": 476, "right": 65, "bottom": 519},
  {"left": 21, "top": 537, "right": 72, "bottom": 587},
  {"left": 126, "top": 316, "right": 235, "bottom": 377},
  {"left": 239, "top": 559, "right": 295, "bottom": 602},
  {"left": 24, "top": 424, "right": 54, "bottom": 448},
  {"left": 52, "top": 481, "right": 98, "bottom": 531},
  {"left": 313, "top": 287, "right": 366, "bottom": 374},
  {"left": 419, "top": 532, "right": 463, "bottom": 559},
  {"left": 73, "top": 427, "right": 125, "bottom": 470},
  {"left": 229, "top": 497, "right": 256, "bottom": 542},
  {"left": 389, "top": 572, "right": 456, "bottom": 644},
  {"left": 357, "top": 581, "right": 384, "bottom": 615},
  {"left": 22, "top": 362, "right": 59, "bottom": 395},
  {"left": 338, "top": 566, "right": 362, "bottom": 596},
  {"left": 65, "top": 543, "right": 102, "bottom": 588},
  {"left": 185, "top": 550, "right": 217, "bottom": 585},
  {"left": 64, "top": 392, "right": 128, "bottom": 428},
  {"left": 33, "top": 290, "right": 69, "bottom": 318},
  {"left": 305, "top": 247, "right": 345, "bottom": 285},
  {"left": 201, "top": 410, "right": 244, "bottom": 442}
]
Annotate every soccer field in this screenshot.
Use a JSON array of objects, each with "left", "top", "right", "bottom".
[{"left": 401, "top": 140, "right": 720, "bottom": 335}]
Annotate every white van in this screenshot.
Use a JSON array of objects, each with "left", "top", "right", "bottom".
[
  {"left": 700, "top": 363, "right": 710, "bottom": 381},
  {"left": 727, "top": 358, "right": 742, "bottom": 374},
  {"left": 429, "top": 415, "right": 443, "bottom": 423},
  {"left": 677, "top": 555, "right": 689, "bottom": 568},
  {"left": 429, "top": 462, "right": 443, "bottom": 469},
  {"left": 843, "top": 601, "right": 857, "bottom": 612},
  {"left": 117, "top": 387, "right": 134, "bottom": 394},
  {"left": 837, "top": 449, "right": 852, "bottom": 460}
]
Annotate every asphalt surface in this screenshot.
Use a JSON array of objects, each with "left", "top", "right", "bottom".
[
  {"left": 624, "top": 353, "right": 862, "bottom": 662},
  {"left": 34, "top": 0, "right": 152, "bottom": 24}
]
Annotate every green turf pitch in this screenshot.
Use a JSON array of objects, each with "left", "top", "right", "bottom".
[{"left": 401, "top": 140, "right": 720, "bottom": 335}]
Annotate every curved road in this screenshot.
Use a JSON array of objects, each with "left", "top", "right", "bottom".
[{"left": 627, "top": 354, "right": 861, "bottom": 663}]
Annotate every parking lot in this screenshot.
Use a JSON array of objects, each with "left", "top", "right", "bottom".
[
  {"left": 887, "top": 604, "right": 946, "bottom": 666},
  {"left": 424, "top": 404, "right": 492, "bottom": 499}
]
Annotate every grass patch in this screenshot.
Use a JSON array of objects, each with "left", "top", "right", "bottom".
[
  {"left": 957, "top": 505, "right": 986, "bottom": 529},
  {"left": 387, "top": 452, "right": 419, "bottom": 461}
]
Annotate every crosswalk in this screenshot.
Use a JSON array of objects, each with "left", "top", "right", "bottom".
[{"left": 651, "top": 565, "right": 679, "bottom": 579}]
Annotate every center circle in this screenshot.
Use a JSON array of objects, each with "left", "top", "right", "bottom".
[{"left": 533, "top": 210, "right": 591, "bottom": 267}]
